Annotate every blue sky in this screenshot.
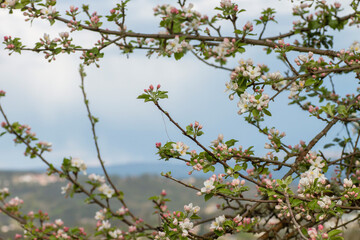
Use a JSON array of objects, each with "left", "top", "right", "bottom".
[{"left": 0, "top": 0, "right": 358, "bottom": 171}]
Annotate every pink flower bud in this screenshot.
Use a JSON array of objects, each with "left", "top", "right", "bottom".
[{"left": 15, "top": 234, "right": 22, "bottom": 239}]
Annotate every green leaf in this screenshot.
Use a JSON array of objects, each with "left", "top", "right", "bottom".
[
  {"left": 157, "top": 91, "right": 168, "bottom": 99},
  {"left": 328, "top": 229, "right": 342, "bottom": 238},
  {"left": 262, "top": 108, "right": 272, "bottom": 116},
  {"left": 337, "top": 105, "right": 347, "bottom": 116},
  {"left": 305, "top": 78, "right": 316, "bottom": 86},
  {"left": 225, "top": 139, "right": 238, "bottom": 147},
  {"left": 137, "top": 93, "right": 152, "bottom": 102},
  {"left": 92, "top": 116, "right": 99, "bottom": 123},
  {"left": 218, "top": 188, "right": 233, "bottom": 195},
  {"left": 190, "top": 214, "right": 202, "bottom": 220},
  {"left": 234, "top": 29, "right": 242, "bottom": 34},
  {"left": 174, "top": 52, "right": 184, "bottom": 60},
  {"left": 148, "top": 196, "right": 159, "bottom": 201},
  {"left": 324, "top": 143, "right": 335, "bottom": 149},
  {"left": 203, "top": 165, "right": 215, "bottom": 173},
  {"left": 204, "top": 193, "right": 213, "bottom": 201},
  {"left": 328, "top": 19, "right": 339, "bottom": 29},
  {"left": 291, "top": 199, "right": 303, "bottom": 207},
  {"left": 285, "top": 175, "right": 293, "bottom": 185},
  {"left": 234, "top": 164, "right": 242, "bottom": 172}
]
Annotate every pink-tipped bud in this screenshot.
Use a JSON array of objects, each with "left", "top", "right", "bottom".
[
  {"left": 157, "top": 84, "right": 161, "bottom": 89},
  {"left": 149, "top": 85, "right": 154, "bottom": 91},
  {"left": 161, "top": 189, "right": 167, "bottom": 196},
  {"left": 15, "top": 234, "right": 22, "bottom": 239},
  {"left": 155, "top": 142, "right": 161, "bottom": 148}
]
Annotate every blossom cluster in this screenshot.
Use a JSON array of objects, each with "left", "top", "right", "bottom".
[
  {"left": 237, "top": 91, "right": 269, "bottom": 115},
  {"left": 0, "top": 0, "right": 16, "bottom": 8},
  {"left": 171, "top": 141, "right": 189, "bottom": 156},
  {"left": 95, "top": 208, "right": 137, "bottom": 238},
  {"left": 298, "top": 152, "right": 327, "bottom": 193},
  {"left": 349, "top": 41, "right": 360, "bottom": 53},
  {"left": 208, "top": 38, "right": 237, "bottom": 62},
  {"left": 264, "top": 128, "right": 286, "bottom": 151},
  {"left": 70, "top": 158, "right": 87, "bottom": 175},
  {"left": 154, "top": 202, "right": 200, "bottom": 238},
  {"left": 209, "top": 214, "right": 256, "bottom": 234},
  {"left": 153, "top": 3, "right": 208, "bottom": 34},
  {"left": 165, "top": 36, "right": 192, "bottom": 55}
]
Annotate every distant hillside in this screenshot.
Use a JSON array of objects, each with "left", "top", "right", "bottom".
[{"left": 0, "top": 171, "right": 254, "bottom": 239}]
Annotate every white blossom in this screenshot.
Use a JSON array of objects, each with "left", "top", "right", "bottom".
[
  {"left": 344, "top": 178, "right": 353, "bottom": 188},
  {"left": 0, "top": 187, "right": 9, "bottom": 194},
  {"left": 237, "top": 91, "right": 251, "bottom": 114},
  {"left": 225, "top": 81, "right": 238, "bottom": 92},
  {"left": 244, "top": 65, "right": 261, "bottom": 80},
  {"left": 109, "top": 229, "right": 122, "bottom": 238},
  {"left": 98, "top": 220, "right": 111, "bottom": 231},
  {"left": 71, "top": 158, "right": 87, "bottom": 175},
  {"left": 1, "top": 0, "right": 17, "bottom": 7},
  {"left": 179, "top": 218, "right": 194, "bottom": 237},
  {"left": 237, "top": 91, "right": 269, "bottom": 114},
  {"left": 298, "top": 167, "right": 327, "bottom": 193},
  {"left": 318, "top": 196, "right": 332, "bottom": 209},
  {"left": 309, "top": 156, "right": 325, "bottom": 169},
  {"left": 61, "top": 183, "right": 72, "bottom": 195},
  {"left": 184, "top": 203, "right": 200, "bottom": 216},
  {"left": 298, "top": 54, "right": 308, "bottom": 62},
  {"left": 98, "top": 184, "right": 115, "bottom": 198},
  {"left": 166, "top": 36, "right": 192, "bottom": 53},
  {"left": 213, "top": 39, "right": 232, "bottom": 58},
  {"left": 40, "top": 6, "right": 56, "bottom": 16},
  {"left": 349, "top": 41, "right": 360, "bottom": 53},
  {"left": 220, "top": 0, "right": 232, "bottom": 7},
  {"left": 172, "top": 142, "right": 189, "bottom": 156},
  {"left": 201, "top": 179, "right": 215, "bottom": 193},
  {"left": 210, "top": 215, "right": 226, "bottom": 230},
  {"left": 88, "top": 173, "right": 105, "bottom": 183},
  {"left": 95, "top": 209, "right": 106, "bottom": 220}
]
